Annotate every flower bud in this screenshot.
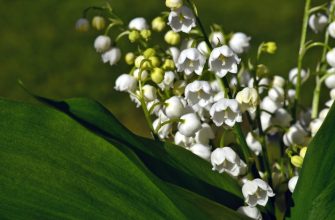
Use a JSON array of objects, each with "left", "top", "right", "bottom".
[
  {"left": 140, "top": 29, "right": 152, "bottom": 41},
  {"left": 125, "top": 52, "right": 135, "bottom": 65},
  {"left": 310, "top": 118, "right": 323, "bottom": 137},
  {"left": 102, "top": 47, "right": 121, "bottom": 66},
  {"left": 115, "top": 74, "right": 137, "bottom": 92},
  {"left": 152, "top": 16, "right": 166, "bottom": 32},
  {"left": 92, "top": 16, "right": 106, "bottom": 31},
  {"left": 256, "top": 64, "right": 270, "bottom": 77},
  {"left": 289, "top": 68, "right": 309, "bottom": 85},
  {"left": 237, "top": 206, "right": 262, "bottom": 220},
  {"left": 328, "top": 21, "right": 335, "bottom": 39},
  {"left": 165, "top": 96, "right": 185, "bottom": 119},
  {"left": 262, "top": 42, "right": 277, "bottom": 54},
  {"left": 325, "top": 73, "right": 335, "bottom": 89},
  {"left": 272, "top": 75, "right": 285, "bottom": 88},
  {"left": 162, "top": 59, "right": 175, "bottom": 70},
  {"left": 164, "top": 30, "right": 181, "bottom": 45},
  {"left": 300, "top": 147, "right": 307, "bottom": 158},
  {"left": 135, "top": 55, "right": 151, "bottom": 69},
  {"left": 151, "top": 68, "right": 164, "bottom": 84},
  {"left": 128, "top": 30, "right": 140, "bottom": 42},
  {"left": 327, "top": 49, "right": 335, "bottom": 68},
  {"left": 197, "top": 41, "right": 211, "bottom": 57},
  {"left": 75, "top": 18, "right": 89, "bottom": 32},
  {"left": 291, "top": 155, "right": 303, "bottom": 168},
  {"left": 229, "top": 32, "right": 251, "bottom": 54},
  {"left": 173, "top": 80, "right": 186, "bottom": 96},
  {"left": 190, "top": 143, "right": 211, "bottom": 161},
  {"left": 143, "top": 48, "right": 156, "bottom": 58},
  {"left": 309, "top": 13, "right": 328, "bottom": 33},
  {"left": 178, "top": 113, "right": 202, "bottom": 137},
  {"left": 94, "top": 35, "right": 111, "bottom": 53},
  {"left": 148, "top": 56, "right": 161, "bottom": 67},
  {"left": 142, "top": 84, "right": 157, "bottom": 101},
  {"left": 288, "top": 176, "right": 299, "bottom": 193},
  {"left": 133, "top": 69, "right": 148, "bottom": 81},
  {"left": 165, "top": 0, "right": 183, "bottom": 9},
  {"left": 128, "top": 17, "right": 148, "bottom": 31},
  {"left": 209, "top": 32, "right": 224, "bottom": 47}
]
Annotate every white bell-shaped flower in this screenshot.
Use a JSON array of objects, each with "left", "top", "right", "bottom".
[
  {"left": 308, "top": 13, "right": 328, "bottom": 33},
  {"left": 288, "top": 176, "right": 299, "bottom": 193},
  {"left": 209, "top": 45, "right": 241, "bottom": 78},
  {"left": 101, "top": 47, "right": 121, "bottom": 66},
  {"left": 260, "top": 96, "right": 282, "bottom": 113},
  {"left": 325, "top": 71, "right": 335, "bottom": 89},
  {"left": 168, "top": 6, "right": 196, "bottom": 33},
  {"left": 289, "top": 68, "right": 309, "bottom": 85},
  {"left": 287, "top": 89, "right": 296, "bottom": 103},
  {"left": 283, "top": 123, "right": 308, "bottom": 146},
  {"left": 260, "top": 112, "right": 272, "bottom": 131},
  {"left": 209, "top": 32, "right": 224, "bottom": 47},
  {"left": 237, "top": 206, "right": 262, "bottom": 220},
  {"left": 268, "top": 86, "right": 285, "bottom": 103},
  {"left": 310, "top": 118, "right": 323, "bottom": 137},
  {"left": 197, "top": 41, "right": 211, "bottom": 57},
  {"left": 158, "top": 71, "right": 175, "bottom": 90},
  {"left": 210, "top": 98, "right": 242, "bottom": 127},
  {"left": 189, "top": 143, "right": 212, "bottom": 161},
  {"left": 177, "top": 48, "right": 206, "bottom": 75},
  {"left": 328, "top": 21, "right": 335, "bottom": 39},
  {"left": 178, "top": 113, "right": 202, "bottom": 137},
  {"left": 115, "top": 74, "right": 137, "bottom": 92},
  {"left": 94, "top": 35, "right": 111, "bottom": 53},
  {"left": 246, "top": 132, "right": 262, "bottom": 156},
  {"left": 272, "top": 75, "right": 285, "bottom": 88},
  {"left": 235, "top": 87, "right": 259, "bottom": 113},
  {"left": 242, "top": 178, "right": 275, "bottom": 207},
  {"left": 128, "top": 17, "right": 148, "bottom": 30},
  {"left": 165, "top": 96, "right": 185, "bottom": 119},
  {"left": 319, "top": 108, "right": 329, "bottom": 119},
  {"left": 195, "top": 123, "right": 215, "bottom": 145},
  {"left": 168, "top": 47, "right": 180, "bottom": 63},
  {"left": 185, "top": 80, "right": 213, "bottom": 107},
  {"left": 210, "top": 147, "right": 247, "bottom": 177},
  {"left": 327, "top": 49, "right": 335, "bottom": 68},
  {"left": 229, "top": 32, "right": 251, "bottom": 54},
  {"left": 174, "top": 131, "right": 195, "bottom": 148},
  {"left": 271, "top": 108, "right": 292, "bottom": 128},
  {"left": 141, "top": 85, "right": 157, "bottom": 101}
]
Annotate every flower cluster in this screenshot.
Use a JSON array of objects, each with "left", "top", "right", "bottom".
[{"left": 77, "top": 0, "right": 335, "bottom": 218}]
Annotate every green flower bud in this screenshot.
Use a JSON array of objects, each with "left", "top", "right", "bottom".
[
  {"left": 140, "top": 29, "right": 152, "bottom": 41},
  {"left": 148, "top": 56, "right": 161, "bottom": 67},
  {"left": 165, "top": 0, "right": 183, "bottom": 9},
  {"left": 151, "top": 68, "right": 164, "bottom": 84},
  {"left": 173, "top": 80, "right": 186, "bottom": 96},
  {"left": 92, "top": 16, "right": 106, "bottom": 31},
  {"left": 164, "top": 30, "right": 180, "bottom": 45},
  {"left": 299, "top": 147, "right": 307, "bottom": 159},
  {"left": 262, "top": 42, "right": 277, "bottom": 54},
  {"left": 135, "top": 55, "right": 145, "bottom": 68},
  {"left": 143, "top": 48, "right": 156, "bottom": 58},
  {"left": 162, "top": 59, "right": 175, "bottom": 70},
  {"left": 125, "top": 52, "right": 135, "bottom": 65},
  {"left": 256, "top": 64, "right": 270, "bottom": 77},
  {"left": 291, "top": 155, "right": 303, "bottom": 168},
  {"left": 129, "top": 30, "right": 140, "bottom": 43},
  {"left": 152, "top": 16, "right": 166, "bottom": 32},
  {"left": 75, "top": 18, "right": 89, "bottom": 32}
]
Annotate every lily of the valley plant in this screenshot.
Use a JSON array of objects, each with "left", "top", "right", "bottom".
[{"left": 74, "top": 0, "right": 334, "bottom": 219}]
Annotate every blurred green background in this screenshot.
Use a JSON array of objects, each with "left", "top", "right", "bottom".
[{"left": 0, "top": 0, "right": 326, "bottom": 136}]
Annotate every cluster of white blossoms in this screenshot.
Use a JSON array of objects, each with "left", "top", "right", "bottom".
[{"left": 77, "top": 0, "right": 335, "bottom": 219}]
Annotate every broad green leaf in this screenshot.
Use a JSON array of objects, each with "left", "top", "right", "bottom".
[
  {"left": 30, "top": 95, "right": 244, "bottom": 208},
  {"left": 286, "top": 103, "right": 335, "bottom": 220},
  {"left": 0, "top": 99, "right": 248, "bottom": 219}
]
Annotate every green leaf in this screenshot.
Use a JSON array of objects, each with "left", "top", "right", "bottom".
[
  {"left": 30, "top": 95, "right": 244, "bottom": 208},
  {"left": 286, "top": 103, "right": 335, "bottom": 220},
  {"left": 0, "top": 99, "right": 249, "bottom": 219}
]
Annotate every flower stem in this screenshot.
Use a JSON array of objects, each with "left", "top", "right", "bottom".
[{"left": 294, "top": 0, "right": 311, "bottom": 120}]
